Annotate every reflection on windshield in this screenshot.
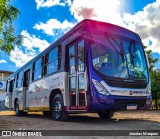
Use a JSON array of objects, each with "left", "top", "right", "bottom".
[
  {"left": 91, "top": 34, "right": 148, "bottom": 80},
  {"left": 125, "top": 43, "right": 148, "bottom": 79}
]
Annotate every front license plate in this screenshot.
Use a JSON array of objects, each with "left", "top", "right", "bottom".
[{"left": 127, "top": 104, "right": 137, "bottom": 110}]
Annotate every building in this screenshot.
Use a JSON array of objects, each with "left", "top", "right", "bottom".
[{"left": 0, "top": 70, "right": 13, "bottom": 110}]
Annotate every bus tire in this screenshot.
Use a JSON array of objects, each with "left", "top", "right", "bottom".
[
  {"left": 15, "top": 101, "right": 23, "bottom": 116},
  {"left": 97, "top": 110, "right": 114, "bottom": 119},
  {"left": 51, "top": 94, "right": 69, "bottom": 121}
]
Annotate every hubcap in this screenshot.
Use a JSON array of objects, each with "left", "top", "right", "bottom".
[
  {"left": 16, "top": 104, "right": 19, "bottom": 114},
  {"left": 53, "top": 100, "right": 62, "bottom": 119}
]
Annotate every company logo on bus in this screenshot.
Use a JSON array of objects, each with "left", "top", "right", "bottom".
[
  {"left": 129, "top": 91, "right": 133, "bottom": 95},
  {"left": 129, "top": 91, "right": 147, "bottom": 95}
]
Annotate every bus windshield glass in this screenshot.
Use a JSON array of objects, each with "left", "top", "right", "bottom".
[{"left": 91, "top": 34, "right": 148, "bottom": 80}]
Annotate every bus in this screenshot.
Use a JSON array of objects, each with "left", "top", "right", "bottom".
[{"left": 5, "top": 19, "right": 152, "bottom": 121}]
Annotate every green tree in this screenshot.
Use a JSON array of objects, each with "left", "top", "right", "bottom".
[
  {"left": 144, "top": 46, "right": 160, "bottom": 109},
  {"left": 151, "top": 70, "right": 160, "bottom": 109},
  {"left": 143, "top": 46, "right": 158, "bottom": 72},
  {"left": 0, "top": 0, "right": 22, "bottom": 54}
]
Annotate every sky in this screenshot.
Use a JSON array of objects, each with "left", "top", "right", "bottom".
[{"left": 0, "top": 0, "right": 160, "bottom": 71}]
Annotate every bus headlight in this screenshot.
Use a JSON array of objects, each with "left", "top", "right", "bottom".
[
  {"left": 92, "top": 79, "right": 110, "bottom": 96},
  {"left": 146, "top": 84, "right": 151, "bottom": 96}
]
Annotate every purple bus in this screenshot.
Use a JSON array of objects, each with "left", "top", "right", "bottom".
[{"left": 5, "top": 19, "right": 151, "bottom": 121}]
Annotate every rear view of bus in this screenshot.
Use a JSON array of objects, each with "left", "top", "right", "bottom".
[{"left": 86, "top": 20, "right": 151, "bottom": 118}]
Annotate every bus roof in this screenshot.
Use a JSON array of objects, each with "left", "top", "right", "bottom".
[{"left": 7, "top": 19, "right": 141, "bottom": 79}]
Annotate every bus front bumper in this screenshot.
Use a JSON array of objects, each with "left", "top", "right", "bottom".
[{"left": 87, "top": 92, "right": 152, "bottom": 111}]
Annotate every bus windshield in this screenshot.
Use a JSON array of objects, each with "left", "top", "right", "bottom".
[{"left": 91, "top": 34, "right": 148, "bottom": 80}]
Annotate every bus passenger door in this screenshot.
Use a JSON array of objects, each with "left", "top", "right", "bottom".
[
  {"left": 68, "top": 39, "right": 86, "bottom": 110},
  {"left": 9, "top": 80, "right": 14, "bottom": 109},
  {"left": 23, "top": 70, "right": 30, "bottom": 110}
]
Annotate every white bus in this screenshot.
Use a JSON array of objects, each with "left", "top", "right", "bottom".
[{"left": 5, "top": 19, "right": 152, "bottom": 121}]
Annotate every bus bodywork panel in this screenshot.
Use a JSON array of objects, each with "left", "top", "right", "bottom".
[
  {"left": 5, "top": 19, "right": 151, "bottom": 114},
  {"left": 28, "top": 72, "right": 66, "bottom": 110},
  {"left": 89, "top": 21, "right": 141, "bottom": 42}
]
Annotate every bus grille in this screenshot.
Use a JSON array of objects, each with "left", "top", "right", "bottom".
[
  {"left": 114, "top": 99, "right": 146, "bottom": 110},
  {"left": 106, "top": 80, "right": 147, "bottom": 89}
]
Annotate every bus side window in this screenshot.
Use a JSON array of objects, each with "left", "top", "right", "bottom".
[
  {"left": 69, "top": 46, "right": 76, "bottom": 75},
  {"left": 47, "top": 47, "right": 58, "bottom": 74},
  {"left": 32, "top": 58, "right": 42, "bottom": 81},
  {"left": 45, "top": 46, "right": 61, "bottom": 75},
  {"left": 16, "top": 71, "right": 23, "bottom": 88}
]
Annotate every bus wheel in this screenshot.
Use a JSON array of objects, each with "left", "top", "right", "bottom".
[
  {"left": 15, "top": 101, "right": 23, "bottom": 116},
  {"left": 97, "top": 110, "right": 114, "bottom": 119},
  {"left": 51, "top": 94, "right": 69, "bottom": 121}
]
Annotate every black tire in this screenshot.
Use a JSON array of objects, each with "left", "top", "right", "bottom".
[
  {"left": 15, "top": 101, "right": 23, "bottom": 116},
  {"left": 43, "top": 111, "right": 51, "bottom": 116},
  {"left": 51, "top": 94, "right": 69, "bottom": 121},
  {"left": 97, "top": 110, "right": 114, "bottom": 119}
]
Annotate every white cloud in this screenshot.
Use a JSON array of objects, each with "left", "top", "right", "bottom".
[
  {"left": 0, "top": 60, "right": 7, "bottom": 64},
  {"left": 34, "top": 19, "right": 75, "bottom": 36},
  {"left": 68, "top": 0, "right": 122, "bottom": 24},
  {"left": 21, "top": 30, "right": 50, "bottom": 52},
  {"left": 10, "top": 30, "right": 50, "bottom": 68},
  {"left": 10, "top": 46, "right": 36, "bottom": 68},
  {"left": 66, "top": 0, "right": 160, "bottom": 53},
  {"left": 34, "top": 0, "right": 160, "bottom": 54},
  {"left": 122, "top": 0, "right": 160, "bottom": 53},
  {"left": 35, "top": 0, "right": 65, "bottom": 9}
]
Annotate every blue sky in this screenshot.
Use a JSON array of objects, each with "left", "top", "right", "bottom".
[{"left": 0, "top": 0, "right": 160, "bottom": 71}]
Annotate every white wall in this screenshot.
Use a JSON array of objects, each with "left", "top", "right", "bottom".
[
  {"left": 0, "top": 81, "right": 6, "bottom": 101},
  {"left": 0, "top": 91, "right": 5, "bottom": 101},
  {"left": 0, "top": 81, "right": 6, "bottom": 90}
]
